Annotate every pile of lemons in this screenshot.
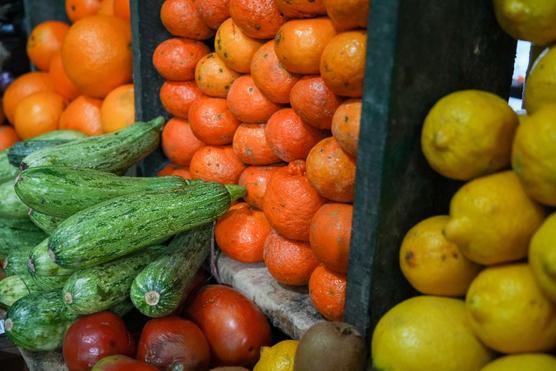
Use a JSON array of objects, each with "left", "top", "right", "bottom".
[{"left": 372, "top": 1, "right": 556, "bottom": 370}]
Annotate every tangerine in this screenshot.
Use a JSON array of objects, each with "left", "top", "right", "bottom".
[
  {"left": 195, "top": 53, "right": 241, "bottom": 98},
  {"left": 161, "top": 118, "right": 205, "bottom": 166},
  {"left": 229, "top": 0, "right": 286, "bottom": 39},
  {"left": 233, "top": 123, "right": 281, "bottom": 165},
  {"left": 14, "top": 92, "right": 66, "bottom": 139},
  {"left": 238, "top": 166, "right": 283, "bottom": 210},
  {"left": 227, "top": 76, "right": 281, "bottom": 123},
  {"left": 188, "top": 97, "right": 240, "bottom": 145},
  {"left": 59, "top": 95, "right": 103, "bottom": 136},
  {"left": 308, "top": 265, "right": 346, "bottom": 321},
  {"left": 215, "top": 18, "right": 263, "bottom": 73},
  {"left": 160, "top": 81, "right": 205, "bottom": 119},
  {"left": 0, "top": 126, "right": 20, "bottom": 151},
  {"left": 161, "top": 0, "right": 214, "bottom": 40},
  {"left": 65, "top": 0, "right": 101, "bottom": 23},
  {"left": 331, "top": 99, "right": 361, "bottom": 156},
  {"left": 153, "top": 38, "right": 210, "bottom": 81},
  {"left": 3, "top": 72, "right": 54, "bottom": 124},
  {"left": 190, "top": 146, "right": 246, "bottom": 184},
  {"left": 100, "top": 84, "right": 135, "bottom": 133},
  {"left": 49, "top": 51, "right": 80, "bottom": 101},
  {"left": 27, "top": 21, "right": 70, "bottom": 71}
]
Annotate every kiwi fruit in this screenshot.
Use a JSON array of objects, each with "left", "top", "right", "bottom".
[{"left": 295, "top": 321, "right": 367, "bottom": 371}]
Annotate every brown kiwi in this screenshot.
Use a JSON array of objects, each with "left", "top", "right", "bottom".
[{"left": 294, "top": 321, "right": 367, "bottom": 371}]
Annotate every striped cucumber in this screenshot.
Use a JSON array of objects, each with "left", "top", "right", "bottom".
[
  {"left": 21, "top": 117, "right": 165, "bottom": 173},
  {"left": 3, "top": 245, "right": 34, "bottom": 276},
  {"left": 5, "top": 291, "right": 78, "bottom": 351},
  {"left": 16, "top": 166, "right": 192, "bottom": 218},
  {"left": 0, "top": 149, "right": 18, "bottom": 184},
  {"left": 50, "top": 182, "right": 245, "bottom": 269},
  {"left": 8, "top": 139, "right": 72, "bottom": 167},
  {"left": 0, "top": 217, "right": 42, "bottom": 231},
  {"left": 131, "top": 225, "right": 211, "bottom": 317},
  {"left": 0, "top": 221, "right": 46, "bottom": 257},
  {"left": 28, "top": 273, "right": 69, "bottom": 291},
  {"left": 28, "top": 210, "right": 63, "bottom": 234},
  {"left": 28, "top": 239, "right": 73, "bottom": 276},
  {"left": 63, "top": 245, "right": 166, "bottom": 315},
  {"left": 0, "top": 275, "right": 31, "bottom": 307},
  {"left": 0, "top": 181, "right": 28, "bottom": 219}
]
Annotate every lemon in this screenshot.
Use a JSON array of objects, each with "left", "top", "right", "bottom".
[
  {"left": 445, "top": 171, "right": 545, "bottom": 265},
  {"left": 512, "top": 105, "right": 556, "bottom": 206},
  {"left": 254, "top": 340, "right": 298, "bottom": 371},
  {"left": 480, "top": 353, "right": 556, "bottom": 371},
  {"left": 399, "top": 216, "right": 481, "bottom": 296},
  {"left": 492, "top": 0, "right": 556, "bottom": 45},
  {"left": 421, "top": 90, "right": 518, "bottom": 180},
  {"left": 529, "top": 213, "right": 556, "bottom": 302},
  {"left": 371, "top": 296, "right": 493, "bottom": 371},
  {"left": 524, "top": 46, "right": 556, "bottom": 113},
  {"left": 466, "top": 264, "right": 556, "bottom": 353}
]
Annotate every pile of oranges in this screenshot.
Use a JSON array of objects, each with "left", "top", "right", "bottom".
[
  {"left": 1, "top": 0, "right": 134, "bottom": 146},
  {"left": 156, "top": 0, "right": 368, "bottom": 321}
]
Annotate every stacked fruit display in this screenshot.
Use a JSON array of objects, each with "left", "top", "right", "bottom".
[
  {"left": 154, "top": 0, "right": 367, "bottom": 322},
  {"left": 371, "top": 1, "right": 556, "bottom": 370}
]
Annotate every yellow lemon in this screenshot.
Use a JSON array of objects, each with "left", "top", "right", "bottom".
[
  {"left": 254, "top": 340, "right": 298, "bottom": 371},
  {"left": 371, "top": 296, "right": 493, "bottom": 371},
  {"left": 492, "top": 0, "right": 556, "bottom": 45},
  {"left": 512, "top": 105, "right": 556, "bottom": 206},
  {"left": 524, "top": 46, "right": 556, "bottom": 113},
  {"left": 399, "top": 216, "right": 481, "bottom": 296},
  {"left": 445, "top": 171, "right": 545, "bottom": 265},
  {"left": 466, "top": 264, "right": 556, "bottom": 353},
  {"left": 480, "top": 353, "right": 556, "bottom": 371},
  {"left": 529, "top": 212, "right": 556, "bottom": 302},
  {"left": 421, "top": 90, "right": 518, "bottom": 180}
]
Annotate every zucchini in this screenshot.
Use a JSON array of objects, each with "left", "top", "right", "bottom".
[
  {"left": 28, "top": 209, "right": 63, "bottom": 234},
  {"left": 16, "top": 166, "right": 192, "bottom": 218},
  {"left": 131, "top": 225, "right": 211, "bottom": 317},
  {"left": 0, "top": 149, "right": 18, "bottom": 184},
  {"left": 28, "top": 239, "right": 73, "bottom": 276},
  {"left": 33, "top": 130, "right": 87, "bottom": 141},
  {"left": 110, "top": 300, "right": 135, "bottom": 317},
  {"left": 0, "top": 181, "right": 27, "bottom": 219},
  {"left": 63, "top": 245, "right": 166, "bottom": 315},
  {"left": 8, "top": 139, "right": 73, "bottom": 168},
  {"left": 0, "top": 216, "right": 43, "bottom": 231},
  {"left": 3, "top": 245, "right": 34, "bottom": 276},
  {"left": 5, "top": 291, "right": 78, "bottom": 351},
  {"left": 0, "top": 221, "right": 46, "bottom": 257},
  {"left": 50, "top": 182, "right": 244, "bottom": 269},
  {"left": 0, "top": 275, "right": 31, "bottom": 307},
  {"left": 28, "top": 273, "right": 69, "bottom": 291},
  {"left": 21, "top": 117, "right": 165, "bottom": 173}
]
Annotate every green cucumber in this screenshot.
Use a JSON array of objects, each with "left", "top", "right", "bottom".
[
  {"left": 3, "top": 245, "right": 34, "bottom": 276},
  {"left": 0, "top": 149, "right": 18, "bottom": 184},
  {"left": 28, "top": 209, "right": 63, "bottom": 234},
  {"left": 50, "top": 182, "right": 244, "bottom": 269},
  {"left": 63, "top": 245, "right": 166, "bottom": 315},
  {"left": 8, "top": 139, "right": 73, "bottom": 167},
  {"left": 131, "top": 225, "right": 211, "bottom": 317},
  {"left": 33, "top": 130, "right": 87, "bottom": 141},
  {"left": 0, "top": 275, "right": 31, "bottom": 307},
  {"left": 28, "top": 239, "right": 73, "bottom": 276},
  {"left": 0, "top": 221, "right": 46, "bottom": 257},
  {"left": 5, "top": 291, "right": 78, "bottom": 351},
  {"left": 28, "top": 273, "right": 69, "bottom": 291},
  {"left": 0, "top": 217, "right": 43, "bottom": 231},
  {"left": 0, "top": 181, "right": 27, "bottom": 219},
  {"left": 21, "top": 117, "right": 165, "bottom": 173},
  {"left": 16, "top": 166, "right": 192, "bottom": 218}
]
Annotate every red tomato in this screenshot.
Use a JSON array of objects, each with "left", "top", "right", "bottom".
[
  {"left": 92, "top": 355, "right": 159, "bottom": 371},
  {"left": 63, "top": 311, "right": 135, "bottom": 371},
  {"left": 185, "top": 285, "right": 271, "bottom": 367},
  {"left": 137, "top": 316, "right": 210, "bottom": 370}
]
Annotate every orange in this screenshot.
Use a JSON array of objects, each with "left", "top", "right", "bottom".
[
  {"left": 98, "top": 0, "right": 115, "bottom": 15},
  {"left": 157, "top": 162, "right": 181, "bottom": 176},
  {"left": 100, "top": 84, "right": 135, "bottom": 133},
  {"left": 188, "top": 97, "right": 240, "bottom": 145},
  {"left": 216, "top": 203, "right": 272, "bottom": 263},
  {"left": 61, "top": 15, "right": 132, "bottom": 98},
  {"left": 324, "top": 0, "right": 368, "bottom": 31},
  {"left": 160, "top": 0, "right": 214, "bottom": 40},
  {"left": 265, "top": 108, "right": 326, "bottom": 162},
  {"left": 27, "top": 21, "right": 70, "bottom": 72},
  {"left": 238, "top": 166, "right": 283, "bottom": 210},
  {"left": 264, "top": 230, "right": 320, "bottom": 286},
  {"left": 0, "top": 126, "right": 20, "bottom": 151},
  {"left": 306, "top": 137, "right": 356, "bottom": 202},
  {"left": 195, "top": 53, "right": 241, "bottom": 98},
  {"left": 263, "top": 160, "right": 325, "bottom": 241},
  {"left": 309, "top": 265, "right": 346, "bottom": 321},
  {"left": 49, "top": 51, "right": 80, "bottom": 101},
  {"left": 59, "top": 95, "right": 103, "bottom": 136},
  {"left": 162, "top": 118, "right": 205, "bottom": 166},
  {"left": 190, "top": 146, "right": 246, "bottom": 184},
  {"left": 153, "top": 38, "right": 209, "bottom": 81},
  {"left": 320, "top": 31, "right": 367, "bottom": 97},
  {"left": 65, "top": 0, "right": 102, "bottom": 23},
  {"left": 331, "top": 99, "right": 361, "bottom": 156},
  {"left": 251, "top": 41, "right": 300, "bottom": 104},
  {"left": 14, "top": 92, "right": 66, "bottom": 139},
  {"left": 172, "top": 167, "right": 192, "bottom": 180},
  {"left": 232, "top": 123, "right": 281, "bottom": 165},
  {"left": 160, "top": 81, "right": 205, "bottom": 119},
  {"left": 276, "top": 0, "right": 326, "bottom": 18},
  {"left": 113, "top": 0, "right": 130, "bottom": 21},
  {"left": 229, "top": 0, "right": 286, "bottom": 39},
  {"left": 310, "top": 203, "right": 353, "bottom": 274},
  {"left": 290, "top": 75, "right": 342, "bottom": 130},
  {"left": 227, "top": 76, "right": 281, "bottom": 123},
  {"left": 2, "top": 72, "right": 54, "bottom": 124},
  {"left": 195, "top": 0, "right": 231, "bottom": 30},
  {"left": 275, "top": 18, "right": 337, "bottom": 74},
  {"left": 215, "top": 18, "right": 263, "bottom": 74}
]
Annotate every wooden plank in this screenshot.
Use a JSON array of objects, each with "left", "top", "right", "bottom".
[{"left": 344, "top": 0, "right": 516, "bottom": 341}]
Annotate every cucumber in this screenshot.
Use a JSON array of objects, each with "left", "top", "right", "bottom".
[
  {"left": 28, "top": 209, "right": 63, "bottom": 234},
  {"left": 28, "top": 239, "right": 73, "bottom": 276},
  {"left": 0, "top": 217, "right": 43, "bottom": 231},
  {"left": 3, "top": 245, "right": 34, "bottom": 276},
  {"left": 21, "top": 117, "right": 165, "bottom": 173},
  {"left": 0, "top": 181, "right": 28, "bottom": 219},
  {"left": 34, "top": 130, "right": 87, "bottom": 141},
  {"left": 110, "top": 300, "right": 135, "bottom": 317},
  {"left": 8, "top": 139, "right": 73, "bottom": 168},
  {"left": 0, "top": 275, "right": 31, "bottom": 307},
  {"left": 16, "top": 166, "right": 192, "bottom": 218},
  {"left": 50, "top": 182, "right": 244, "bottom": 269},
  {"left": 131, "top": 225, "right": 211, "bottom": 317},
  {"left": 5, "top": 291, "right": 78, "bottom": 351},
  {"left": 28, "top": 273, "right": 69, "bottom": 291},
  {"left": 0, "top": 221, "right": 47, "bottom": 257},
  {"left": 63, "top": 245, "right": 166, "bottom": 315},
  {"left": 0, "top": 149, "right": 18, "bottom": 184}
]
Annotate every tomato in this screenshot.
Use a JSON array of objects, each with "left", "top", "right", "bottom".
[
  {"left": 137, "top": 316, "right": 210, "bottom": 370},
  {"left": 185, "top": 285, "right": 271, "bottom": 367},
  {"left": 63, "top": 311, "right": 135, "bottom": 371},
  {"left": 92, "top": 355, "right": 159, "bottom": 371}
]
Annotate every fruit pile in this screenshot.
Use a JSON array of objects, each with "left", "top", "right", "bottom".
[
  {"left": 155, "top": 0, "right": 368, "bottom": 322},
  {"left": 371, "top": 1, "right": 556, "bottom": 369}
]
